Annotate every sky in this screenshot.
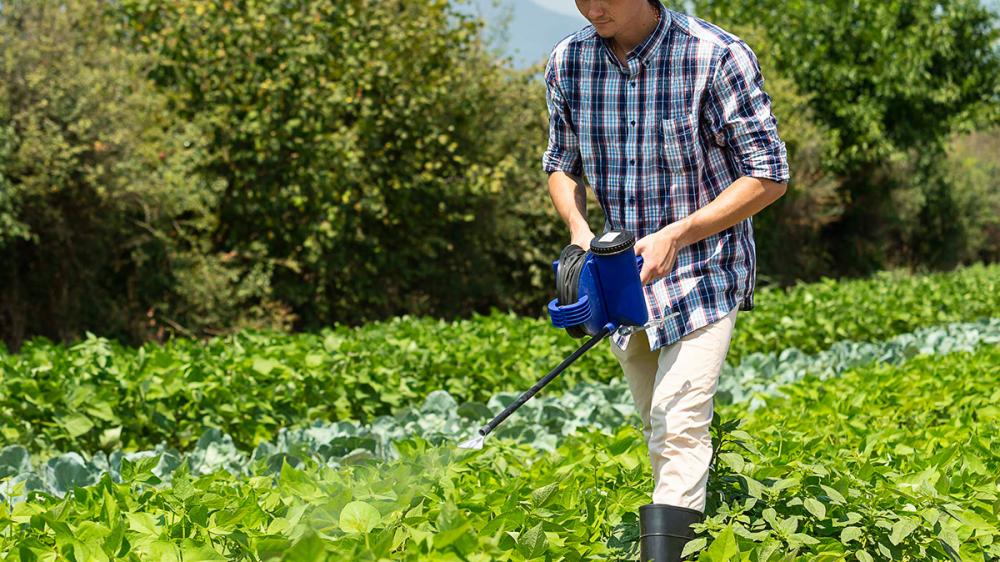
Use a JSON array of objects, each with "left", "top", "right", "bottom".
[
  {"left": 525, "top": 0, "right": 590, "bottom": 19},
  {"left": 457, "top": 0, "right": 591, "bottom": 69}
]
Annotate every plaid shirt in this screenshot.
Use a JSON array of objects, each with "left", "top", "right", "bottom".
[{"left": 542, "top": 2, "right": 790, "bottom": 352}]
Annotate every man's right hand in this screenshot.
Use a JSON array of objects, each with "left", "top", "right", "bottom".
[{"left": 571, "top": 229, "right": 595, "bottom": 252}]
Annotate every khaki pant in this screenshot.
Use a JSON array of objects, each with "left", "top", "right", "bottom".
[{"left": 610, "top": 306, "right": 739, "bottom": 513}]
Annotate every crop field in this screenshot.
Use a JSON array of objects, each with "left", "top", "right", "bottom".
[{"left": 1, "top": 263, "right": 999, "bottom": 561}]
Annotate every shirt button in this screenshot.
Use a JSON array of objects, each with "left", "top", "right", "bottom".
[
  {"left": 629, "top": 159, "right": 635, "bottom": 165},
  {"left": 629, "top": 81, "right": 636, "bottom": 87},
  {"left": 628, "top": 197, "right": 636, "bottom": 204},
  {"left": 630, "top": 120, "right": 636, "bottom": 126}
]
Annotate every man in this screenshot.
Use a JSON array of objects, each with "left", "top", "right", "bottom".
[{"left": 542, "top": 1, "right": 789, "bottom": 560}]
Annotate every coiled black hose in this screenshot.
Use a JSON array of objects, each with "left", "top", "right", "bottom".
[{"left": 555, "top": 244, "right": 588, "bottom": 339}]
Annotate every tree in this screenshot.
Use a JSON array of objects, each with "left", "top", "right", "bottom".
[
  {"left": 696, "top": 0, "right": 1000, "bottom": 273},
  {"left": 110, "top": 0, "right": 564, "bottom": 327},
  {"left": 0, "top": 0, "right": 285, "bottom": 350}
]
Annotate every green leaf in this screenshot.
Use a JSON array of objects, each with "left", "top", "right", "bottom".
[
  {"left": 820, "top": 484, "right": 846, "bottom": 505},
  {"left": 769, "top": 477, "right": 799, "bottom": 493},
  {"left": 889, "top": 517, "right": 918, "bottom": 545},
  {"left": 251, "top": 358, "right": 279, "bottom": 375},
  {"left": 516, "top": 523, "right": 547, "bottom": 559},
  {"left": 777, "top": 515, "right": 799, "bottom": 535},
  {"left": 718, "top": 453, "right": 745, "bottom": 473},
  {"left": 179, "top": 539, "right": 227, "bottom": 561},
  {"left": 530, "top": 483, "right": 559, "bottom": 508},
  {"left": 803, "top": 497, "right": 826, "bottom": 519},
  {"left": 126, "top": 512, "right": 160, "bottom": 536},
  {"left": 339, "top": 501, "right": 381, "bottom": 534},
  {"left": 681, "top": 537, "right": 708, "bottom": 557},
  {"left": 700, "top": 525, "right": 739, "bottom": 561},
  {"left": 286, "top": 532, "right": 327, "bottom": 560},
  {"left": 146, "top": 540, "right": 180, "bottom": 562},
  {"left": 938, "top": 524, "right": 960, "bottom": 554},
  {"left": 840, "top": 526, "right": 863, "bottom": 543},
  {"left": 59, "top": 413, "right": 94, "bottom": 438}
]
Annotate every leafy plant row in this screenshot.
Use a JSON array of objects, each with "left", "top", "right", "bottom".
[
  {"left": 690, "top": 344, "right": 1000, "bottom": 561},
  {"left": 2, "top": 319, "right": 997, "bottom": 509},
  {"left": 2, "top": 346, "right": 998, "bottom": 560},
  {"left": 1, "top": 264, "right": 997, "bottom": 455}
]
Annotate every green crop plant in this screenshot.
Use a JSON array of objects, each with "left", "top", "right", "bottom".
[
  {"left": 1, "top": 265, "right": 997, "bottom": 454},
  {"left": 2, "top": 318, "right": 996, "bottom": 498},
  {"left": 2, "top": 345, "right": 996, "bottom": 560}
]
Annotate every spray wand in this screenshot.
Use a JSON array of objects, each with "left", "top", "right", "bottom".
[
  {"left": 457, "top": 230, "right": 679, "bottom": 450},
  {"left": 457, "top": 324, "right": 611, "bottom": 450}
]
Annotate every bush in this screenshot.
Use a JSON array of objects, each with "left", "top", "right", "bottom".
[
  {"left": 940, "top": 127, "right": 1000, "bottom": 264},
  {"left": 719, "top": 24, "right": 844, "bottom": 285},
  {"left": 0, "top": 0, "right": 290, "bottom": 352},
  {"left": 110, "top": 0, "right": 572, "bottom": 328}
]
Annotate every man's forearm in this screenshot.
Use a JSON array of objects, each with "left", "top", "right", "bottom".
[
  {"left": 673, "top": 176, "right": 787, "bottom": 247},
  {"left": 547, "top": 171, "right": 592, "bottom": 236},
  {"left": 635, "top": 175, "right": 785, "bottom": 284}
]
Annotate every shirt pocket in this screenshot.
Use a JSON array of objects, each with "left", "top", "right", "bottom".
[{"left": 656, "top": 113, "right": 701, "bottom": 173}]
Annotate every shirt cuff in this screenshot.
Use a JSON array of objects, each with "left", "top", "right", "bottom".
[
  {"left": 542, "top": 150, "right": 583, "bottom": 176},
  {"left": 738, "top": 141, "right": 790, "bottom": 183}
]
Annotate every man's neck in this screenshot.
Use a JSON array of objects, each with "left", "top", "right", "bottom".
[{"left": 610, "top": 2, "right": 661, "bottom": 62}]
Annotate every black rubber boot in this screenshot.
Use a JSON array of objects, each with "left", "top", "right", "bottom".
[{"left": 638, "top": 503, "right": 703, "bottom": 562}]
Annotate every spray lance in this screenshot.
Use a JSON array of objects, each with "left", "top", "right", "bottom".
[{"left": 458, "top": 230, "right": 679, "bottom": 450}]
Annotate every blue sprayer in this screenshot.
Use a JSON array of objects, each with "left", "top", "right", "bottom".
[
  {"left": 458, "top": 230, "right": 652, "bottom": 449},
  {"left": 547, "top": 229, "right": 648, "bottom": 337}
]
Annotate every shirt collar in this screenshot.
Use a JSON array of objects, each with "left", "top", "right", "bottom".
[{"left": 600, "top": 1, "right": 671, "bottom": 73}]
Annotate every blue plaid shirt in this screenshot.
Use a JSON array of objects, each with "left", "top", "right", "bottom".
[{"left": 542, "top": 2, "right": 790, "bottom": 352}]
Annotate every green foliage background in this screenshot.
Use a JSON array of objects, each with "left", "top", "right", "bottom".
[
  {"left": 0, "top": 0, "right": 998, "bottom": 349},
  {"left": 695, "top": 0, "right": 1000, "bottom": 275},
  {"left": 107, "top": 0, "right": 574, "bottom": 329}
]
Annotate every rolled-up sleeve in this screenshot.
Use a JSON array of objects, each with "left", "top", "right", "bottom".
[
  {"left": 542, "top": 55, "right": 583, "bottom": 177},
  {"left": 704, "top": 41, "right": 790, "bottom": 184}
]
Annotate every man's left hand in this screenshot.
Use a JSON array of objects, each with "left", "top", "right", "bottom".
[{"left": 635, "top": 222, "right": 688, "bottom": 285}]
